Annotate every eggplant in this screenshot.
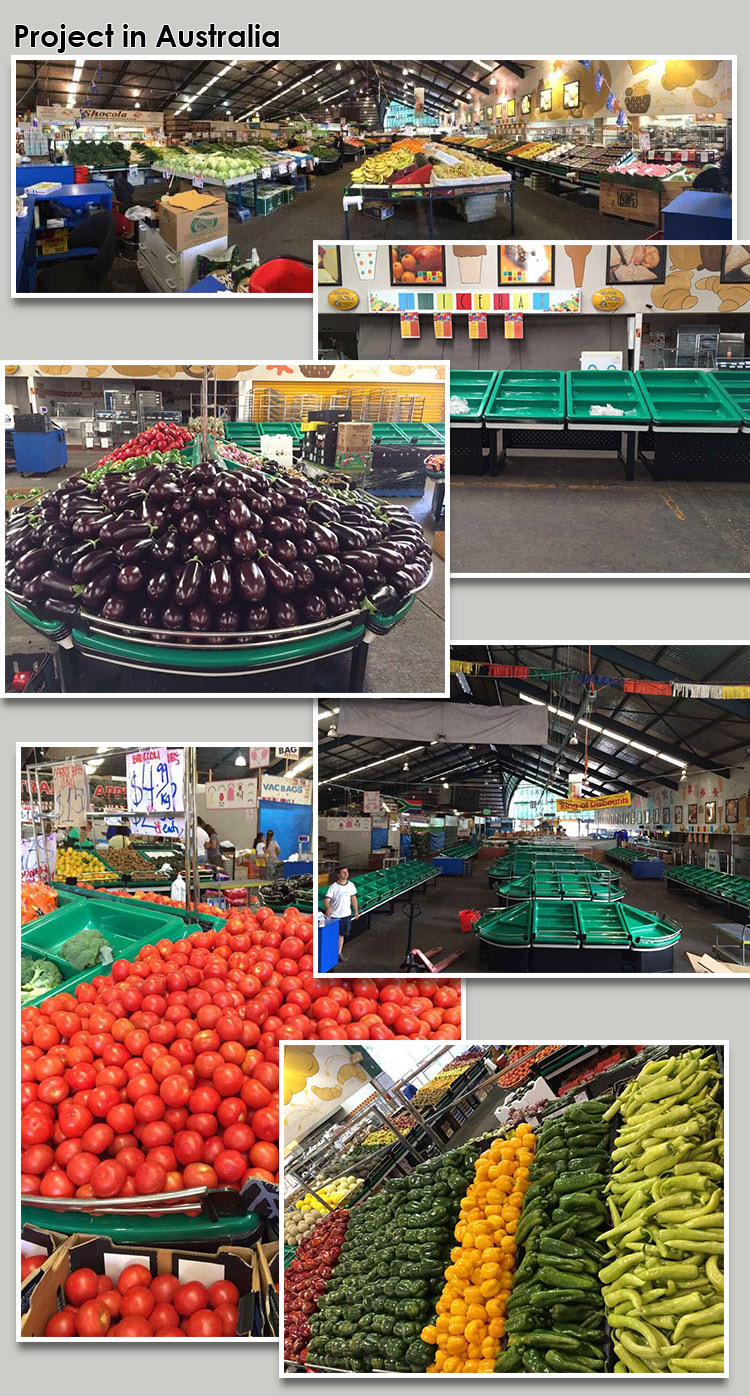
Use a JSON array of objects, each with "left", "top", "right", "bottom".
[
  {"left": 215, "top": 607, "right": 241, "bottom": 633},
  {"left": 308, "top": 499, "right": 340, "bottom": 525},
  {"left": 244, "top": 510, "right": 265, "bottom": 535},
  {"left": 231, "top": 528, "right": 258, "bottom": 559},
  {"left": 144, "top": 504, "right": 171, "bottom": 531},
  {"left": 22, "top": 576, "right": 47, "bottom": 603},
  {"left": 342, "top": 549, "right": 379, "bottom": 575},
  {"left": 272, "top": 538, "right": 297, "bottom": 563},
  {"left": 286, "top": 514, "right": 308, "bottom": 540},
  {"left": 147, "top": 570, "right": 173, "bottom": 602},
  {"left": 338, "top": 565, "right": 366, "bottom": 602},
  {"left": 260, "top": 556, "right": 295, "bottom": 594},
  {"left": 387, "top": 535, "right": 418, "bottom": 562},
  {"left": 307, "top": 521, "right": 339, "bottom": 553},
  {"left": 53, "top": 541, "right": 95, "bottom": 572},
  {"left": 138, "top": 605, "right": 160, "bottom": 628},
  {"left": 297, "top": 591, "right": 327, "bottom": 624},
  {"left": 277, "top": 479, "right": 308, "bottom": 505},
  {"left": 152, "top": 533, "right": 180, "bottom": 566},
  {"left": 16, "top": 548, "right": 52, "bottom": 580},
  {"left": 359, "top": 525, "right": 386, "bottom": 546},
  {"left": 311, "top": 554, "right": 342, "bottom": 583},
  {"left": 132, "top": 463, "right": 164, "bottom": 491},
  {"left": 216, "top": 474, "right": 243, "bottom": 501},
  {"left": 161, "top": 603, "right": 186, "bottom": 631},
  {"left": 368, "top": 584, "right": 399, "bottom": 615},
  {"left": 117, "top": 536, "right": 155, "bottom": 565},
  {"left": 175, "top": 559, "right": 205, "bottom": 607},
  {"left": 266, "top": 514, "right": 292, "bottom": 540},
  {"left": 188, "top": 603, "right": 213, "bottom": 632},
  {"left": 373, "top": 545, "right": 407, "bottom": 574},
  {"left": 6, "top": 568, "right": 22, "bottom": 593},
  {"left": 321, "top": 587, "right": 348, "bottom": 616},
  {"left": 39, "top": 570, "right": 79, "bottom": 602},
  {"left": 265, "top": 488, "right": 287, "bottom": 513},
  {"left": 270, "top": 597, "right": 299, "bottom": 629},
  {"left": 227, "top": 497, "right": 253, "bottom": 529},
  {"left": 193, "top": 484, "right": 218, "bottom": 509},
  {"left": 367, "top": 569, "right": 387, "bottom": 592},
  {"left": 101, "top": 594, "right": 131, "bottom": 622},
  {"left": 296, "top": 536, "right": 317, "bottom": 561},
  {"left": 193, "top": 529, "right": 221, "bottom": 562},
  {"left": 212, "top": 508, "right": 230, "bottom": 536},
  {"left": 42, "top": 598, "right": 78, "bottom": 623},
  {"left": 290, "top": 560, "right": 314, "bottom": 591},
  {"left": 100, "top": 514, "right": 151, "bottom": 546},
  {"left": 177, "top": 509, "right": 205, "bottom": 536},
  {"left": 245, "top": 490, "right": 271, "bottom": 518},
  {"left": 332, "top": 523, "right": 366, "bottom": 550},
  {"left": 73, "top": 512, "right": 113, "bottom": 540},
  {"left": 116, "top": 564, "right": 145, "bottom": 594},
  {"left": 208, "top": 560, "right": 233, "bottom": 605},
  {"left": 81, "top": 566, "right": 118, "bottom": 612},
  {"left": 245, "top": 604, "right": 270, "bottom": 632},
  {"left": 236, "top": 559, "right": 267, "bottom": 602},
  {"left": 148, "top": 479, "right": 182, "bottom": 504}
]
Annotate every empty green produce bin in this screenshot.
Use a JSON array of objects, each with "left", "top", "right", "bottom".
[
  {"left": 484, "top": 370, "right": 566, "bottom": 422},
  {"left": 567, "top": 370, "right": 650, "bottom": 424},
  {"left": 636, "top": 370, "right": 742, "bottom": 427}
]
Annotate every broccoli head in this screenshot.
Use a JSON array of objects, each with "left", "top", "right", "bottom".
[
  {"left": 60, "top": 927, "right": 115, "bottom": 971},
  {"left": 20, "top": 957, "right": 64, "bottom": 1005}
]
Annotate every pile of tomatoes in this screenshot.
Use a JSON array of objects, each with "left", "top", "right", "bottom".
[
  {"left": 97, "top": 423, "right": 193, "bottom": 468},
  {"left": 45, "top": 1261, "right": 243, "bottom": 1338},
  {"left": 21, "top": 906, "right": 462, "bottom": 1204}
]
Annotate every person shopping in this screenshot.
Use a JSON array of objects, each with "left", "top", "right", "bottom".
[
  {"left": 204, "top": 823, "right": 225, "bottom": 872},
  {"left": 323, "top": 867, "right": 359, "bottom": 963},
  {"left": 196, "top": 817, "right": 211, "bottom": 866},
  {"left": 265, "top": 829, "right": 281, "bottom": 880},
  {"left": 107, "top": 822, "right": 132, "bottom": 850}
]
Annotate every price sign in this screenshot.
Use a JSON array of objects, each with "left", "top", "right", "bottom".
[
  {"left": 52, "top": 759, "right": 88, "bottom": 827},
  {"left": 362, "top": 790, "right": 381, "bottom": 815},
  {"left": 128, "top": 813, "right": 186, "bottom": 839},
  {"left": 126, "top": 747, "right": 184, "bottom": 814},
  {"left": 261, "top": 166, "right": 272, "bottom": 179},
  {"left": 277, "top": 162, "right": 288, "bottom": 174},
  {"left": 193, "top": 176, "right": 204, "bottom": 190},
  {"left": 20, "top": 834, "right": 57, "bottom": 882}
]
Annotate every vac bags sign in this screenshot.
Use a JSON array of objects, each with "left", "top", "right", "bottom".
[
  {"left": 556, "top": 792, "right": 633, "bottom": 813},
  {"left": 260, "top": 774, "right": 312, "bottom": 806}
]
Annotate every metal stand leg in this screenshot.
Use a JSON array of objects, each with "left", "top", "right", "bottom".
[
  {"left": 427, "top": 196, "right": 435, "bottom": 236},
  {"left": 624, "top": 430, "right": 636, "bottom": 482},
  {"left": 55, "top": 640, "right": 79, "bottom": 693},
  {"left": 489, "top": 428, "right": 505, "bottom": 476},
  {"left": 348, "top": 640, "right": 368, "bottom": 691},
  {"left": 343, "top": 203, "right": 350, "bottom": 237}
]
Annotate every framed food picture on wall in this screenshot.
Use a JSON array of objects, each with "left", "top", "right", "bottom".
[
  {"left": 499, "top": 244, "right": 555, "bottom": 285},
  {"left": 317, "top": 244, "right": 342, "bottom": 286},
  {"left": 540, "top": 88, "right": 552, "bottom": 111},
  {"left": 507, "top": 98, "right": 516, "bottom": 118},
  {"left": 675, "top": 806, "right": 683, "bottom": 825},
  {"left": 663, "top": 808, "right": 671, "bottom": 826},
  {"left": 606, "top": 245, "right": 667, "bottom": 285},
  {"left": 720, "top": 245, "right": 750, "bottom": 283},
  {"left": 688, "top": 803, "right": 698, "bottom": 824},
  {"left": 563, "top": 80, "right": 580, "bottom": 110},
  {"left": 652, "top": 809, "right": 660, "bottom": 825},
  {"left": 390, "top": 244, "right": 447, "bottom": 286},
  {"left": 705, "top": 800, "right": 717, "bottom": 824},
  {"left": 521, "top": 94, "right": 531, "bottom": 115},
  {"left": 726, "top": 797, "right": 739, "bottom": 823}
]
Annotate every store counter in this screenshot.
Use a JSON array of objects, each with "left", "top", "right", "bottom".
[
  {"left": 662, "top": 190, "right": 733, "bottom": 240},
  {"left": 15, "top": 182, "right": 114, "bottom": 292}
]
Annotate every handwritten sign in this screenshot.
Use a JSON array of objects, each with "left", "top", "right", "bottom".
[
  {"left": 362, "top": 790, "right": 381, "bottom": 815},
  {"left": 52, "top": 759, "right": 88, "bottom": 827},
  {"left": 20, "top": 834, "right": 57, "bottom": 883},
  {"left": 128, "top": 813, "right": 186, "bottom": 839},
  {"left": 248, "top": 746, "right": 270, "bottom": 767},
  {"left": 205, "top": 777, "right": 258, "bottom": 811},
  {"left": 126, "top": 747, "right": 184, "bottom": 814}
]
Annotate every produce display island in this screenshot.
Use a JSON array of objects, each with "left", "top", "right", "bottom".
[{"left": 475, "top": 898, "right": 681, "bottom": 973}]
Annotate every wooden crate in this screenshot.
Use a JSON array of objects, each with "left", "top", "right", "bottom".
[{"left": 598, "top": 181, "right": 662, "bottom": 226}]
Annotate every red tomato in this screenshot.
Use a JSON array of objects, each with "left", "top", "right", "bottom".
[
  {"left": 65, "top": 1267, "right": 99, "bottom": 1306},
  {"left": 134, "top": 1161, "right": 167, "bottom": 1195},
  {"left": 249, "top": 1140, "right": 278, "bottom": 1173},
  {"left": 183, "top": 1163, "right": 218, "bottom": 1188},
  {"left": 151, "top": 1272, "right": 180, "bottom": 1305},
  {"left": 45, "top": 1307, "right": 78, "bottom": 1336},
  {"left": 207, "top": 1279, "right": 240, "bottom": 1309},
  {"left": 185, "top": 1308, "right": 223, "bottom": 1337},
  {"left": 100, "top": 1289, "right": 122, "bottom": 1320},
  {"left": 90, "top": 1159, "right": 126, "bottom": 1198},
  {"left": 213, "top": 1149, "right": 246, "bottom": 1183},
  {"left": 213, "top": 1302, "right": 239, "bottom": 1336},
  {"left": 154, "top": 1326, "right": 184, "bottom": 1337},
  {"left": 174, "top": 1280, "right": 208, "bottom": 1317},
  {"left": 252, "top": 1107, "right": 279, "bottom": 1142},
  {"left": 112, "top": 1316, "right": 153, "bottom": 1336},
  {"left": 40, "top": 1170, "right": 75, "bottom": 1197},
  {"left": 75, "top": 1298, "right": 111, "bottom": 1337},
  {"left": 120, "top": 1286, "right": 155, "bottom": 1319},
  {"left": 117, "top": 1263, "right": 153, "bottom": 1295},
  {"left": 151, "top": 1301, "right": 180, "bottom": 1330}
]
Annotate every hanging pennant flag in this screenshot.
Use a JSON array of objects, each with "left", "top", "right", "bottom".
[
  {"left": 623, "top": 679, "right": 672, "bottom": 695},
  {"left": 433, "top": 311, "right": 453, "bottom": 339},
  {"left": 468, "top": 313, "right": 488, "bottom": 340},
  {"left": 722, "top": 685, "right": 750, "bottom": 699},
  {"left": 505, "top": 313, "right": 523, "bottom": 339},
  {"left": 400, "top": 311, "right": 420, "bottom": 339}
]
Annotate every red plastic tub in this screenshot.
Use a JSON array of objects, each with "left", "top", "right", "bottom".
[
  {"left": 246, "top": 258, "right": 314, "bottom": 293},
  {"left": 459, "top": 909, "right": 481, "bottom": 934}
]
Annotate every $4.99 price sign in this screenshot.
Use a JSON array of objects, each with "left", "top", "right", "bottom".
[{"left": 126, "top": 747, "right": 184, "bottom": 815}]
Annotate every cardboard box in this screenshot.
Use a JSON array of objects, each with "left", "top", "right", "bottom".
[
  {"left": 687, "top": 952, "right": 750, "bottom": 975},
  {"left": 159, "top": 190, "right": 229, "bottom": 252},
  {"left": 334, "top": 450, "right": 372, "bottom": 473},
  {"left": 337, "top": 421, "right": 373, "bottom": 453},
  {"left": 20, "top": 1234, "right": 266, "bottom": 1339},
  {"left": 433, "top": 528, "right": 446, "bottom": 560}
]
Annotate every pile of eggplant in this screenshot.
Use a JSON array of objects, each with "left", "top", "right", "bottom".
[
  {"left": 5, "top": 456, "right": 432, "bottom": 642},
  {"left": 260, "top": 873, "right": 315, "bottom": 904}
]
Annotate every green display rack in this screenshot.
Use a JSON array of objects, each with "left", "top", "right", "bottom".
[
  {"left": 8, "top": 594, "right": 69, "bottom": 638},
  {"left": 450, "top": 370, "right": 498, "bottom": 422},
  {"left": 497, "top": 869, "right": 624, "bottom": 902},
  {"left": 20, "top": 1202, "right": 261, "bottom": 1246},
  {"left": 711, "top": 369, "right": 750, "bottom": 425},
  {"left": 21, "top": 897, "right": 187, "bottom": 1003},
  {"left": 667, "top": 864, "right": 750, "bottom": 907},
  {"left": 223, "top": 421, "right": 263, "bottom": 448},
  {"left": 484, "top": 370, "right": 566, "bottom": 422},
  {"left": 371, "top": 423, "right": 410, "bottom": 444},
  {"left": 318, "top": 859, "right": 438, "bottom": 916},
  {"left": 566, "top": 370, "right": 650, "bottom": 424},
  {"left": 636, "top": 370, "right": 742, "bottom": 427},
  {"left": 70, "top": 615, "right": 368, "bottom": 675},
  {"left": 259, "top": 423, "right": 303, "bottom": 442}
]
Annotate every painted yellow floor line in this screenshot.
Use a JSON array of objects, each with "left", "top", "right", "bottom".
[
  {"left": 453, "top": 480, "right": 623, "bottom": 492},
  {"left": 660, "top": 491, "right": 687, "bottom": 521}
]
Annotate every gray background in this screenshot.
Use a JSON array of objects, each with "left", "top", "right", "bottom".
[{"left": 6, "top": 3, "right": 749, "bottom": 1386}]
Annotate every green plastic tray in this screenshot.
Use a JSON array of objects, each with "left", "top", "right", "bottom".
[
  {"left": 710, "top": 370, "right": 750, "bottom": 425},
  {"left": 7, "top": 595, "right": 68, "bottom": 638},
  {"left": 371, "top": 423, "right": 410, "bottom": 443},
  {"left": 20, "top": 1202, "right": 261, "bottom": 1245},
  {"left": 450, "top": 370, "right": 498, "bottom": 421},
  {"left": 71, "top": 615, "right": 367, "bottom": 672},
  {"left": 259, "top": 422, "right": 302, "bottom": 441},
  {"left": 223, "top": 421, "right": 263, "bottom": 448},
  {"left": 567, "top": 370, "right": 650, "bottom": 424},
  {"left": 21, "top": 898, "right": 185, "bottom": 991},
  {"left": 636, "top": 370, "right": 742, "bottom": 426},
  {"left": 485, "top": 370, "right": 565, "bottom": 422}
]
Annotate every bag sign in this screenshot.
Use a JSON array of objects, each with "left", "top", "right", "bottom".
[
  {"left": 274, "top": 746, "right": 300, "bottom": 760},
  {"left": 52, "top": 759, "right": 88, "bottom": 827},
  {"left": 261, "top": 774, "right": 313, "bottom": 806}
]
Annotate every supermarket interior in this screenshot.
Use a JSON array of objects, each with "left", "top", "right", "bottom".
[
  {"left": 316, "top": 239, "right": 750, "bottom": 576},
  {"left": 316, "top": 645, "right": 750, "bottom": 977},
  {"left": 282, "top": 1040, "right": 725, "bottom": 1374},
  {"left": 19, "top": 744, "right": 465, "bottom": 1337},
  {"left": 15, "top": 58, "right": 733, "bottom": 295},
  {"left": 4, "top": 363, "right": 446, "bottom": 696}
]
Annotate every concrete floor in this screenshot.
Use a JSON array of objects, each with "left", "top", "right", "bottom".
[
  {"left": 332, "top": 858, "right": 723, "bottom": 977},
  {"left": 451, "top": 453, "right": 750, "bottom": 574},
  {"left": 44, "top": 165, "right": 658, "bottom": 293},
  {"left": 5, "top": 450, "right": 445, "bottom": 695}
]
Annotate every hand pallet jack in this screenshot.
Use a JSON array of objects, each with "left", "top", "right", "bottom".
[{"left": 398, "top": 896, "right": 464, "bottom": 973}]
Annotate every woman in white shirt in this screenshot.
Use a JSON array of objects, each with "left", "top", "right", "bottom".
[
  {"left": 196, "top": 819, "right": 210, "bottom": 865},
  {"left": 265, "top": 829, "right": 281, "bottom": 879},
  {"left": 323, "top": 867, "right": 359, "bottom": 962}
]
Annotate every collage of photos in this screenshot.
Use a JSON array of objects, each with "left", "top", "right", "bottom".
[{"left": 10, "top": 46, "right": 738, "bottom": 1372}]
